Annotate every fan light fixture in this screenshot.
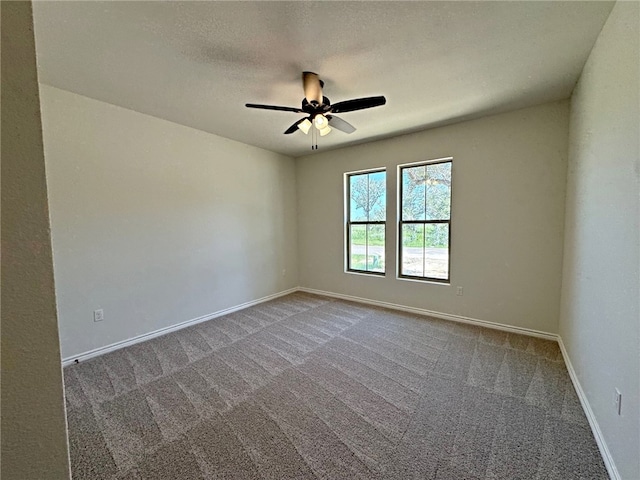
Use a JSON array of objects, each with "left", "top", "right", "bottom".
[
  {"left": 297, "top": 118, "right": 312, "bottom": 134},
  {"left": 314, "top": 114, "right": 331, "bottom": 136},
  {"left": 314, "top": 114, "right": 329, "bottom": 130}
]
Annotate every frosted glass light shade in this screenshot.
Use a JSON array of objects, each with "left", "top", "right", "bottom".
[
  {"left": 297, "top": 118, "right": 312, "bottom": 134},
  {"left": 314, "top": 114, "right": 329, "bottom": 130},
  {"left": 319, "top": 126, "right": 332, "bottom": 136}
]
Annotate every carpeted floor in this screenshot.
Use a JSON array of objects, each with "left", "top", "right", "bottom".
[{"left": 64, "top": 292, "right": 608, "bottom": 479}]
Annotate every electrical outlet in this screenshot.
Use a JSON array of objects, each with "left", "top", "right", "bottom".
[
  {"left": 94, "top": 309, "right": 104, "bottom": 322},
  {"left": 456, "top": 286, "right": 464, "bottom": 296},
  {"left": 614, "top": 388, "right": 622, "bottom": 415}
]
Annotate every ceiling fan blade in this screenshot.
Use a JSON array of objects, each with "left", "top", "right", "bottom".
[
  {"left": 284, "top": 118, "right": 307, "bottom": 134},
  {"left": 245, "top": 103, "right": 303, "bottom": 113},
  {"left": 327, "top": 115, "right": 356, "bottom": 134},
  {"left": 330, "top": 96, "right": 386, "bottom": 114},
  {"left": 302, "top": 71, "right": 323, "bottom": 105}
]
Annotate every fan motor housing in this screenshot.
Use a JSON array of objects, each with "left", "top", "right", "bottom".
[{"left": 302, "top": 96, "right": 331, "bottom": 114}]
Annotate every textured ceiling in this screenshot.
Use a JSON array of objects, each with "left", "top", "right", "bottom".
[{"left": 32, "top": 1, "right": 613, "bottom": 158}]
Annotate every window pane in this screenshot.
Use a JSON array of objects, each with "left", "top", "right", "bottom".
[
  {"left": 349, "top": 171, "right": 386, "bottom": 222},
  {"left": 367, "top": 224, "right": 385, "bottom": 273},
  {"left": 349, "top": 224, "right": 367, "bottom": 270},
  {"left": 401, "top": 166, "right": 426, "bottom": 221},
  {"left": 424, "top": 223, "right": 449, "bottom": 279},
  {"left": 401, "top": 224, "right": 424, "bottom": 277},
  {"left": 349, "top": 174, "right": 368, "bottom": 222},
  {"left": 425, "top": 162, "right": 451, "bottom": 220},
  {"left": 401, "top": 223, "right": 449, "bottom": 279},
  {"left": 367, "top": 172, "right": 386, "bottom": 221}
]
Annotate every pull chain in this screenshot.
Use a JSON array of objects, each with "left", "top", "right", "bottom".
[{"left": 311, "top": 125, "right": 318, "bottom": 150}]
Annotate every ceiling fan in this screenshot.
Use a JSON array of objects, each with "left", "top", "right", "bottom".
[{"left": 245, "top": 72, "right": 386, "bottom": 141}]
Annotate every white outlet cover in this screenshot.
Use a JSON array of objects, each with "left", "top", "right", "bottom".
[{"left": 94, "top": 309, "right": 104, "bottom": 322}]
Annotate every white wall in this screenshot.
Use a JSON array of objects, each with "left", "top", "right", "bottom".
[
  {"left": 1, "top": 3, "right": 71, "bottom": 478},
  {"left": 40, "top": 85, "right": 298, "bottom": 359},
  {"left": 560, "top": 2, "right": 639, "bottom": 478},
  {"left": 297, "top": 101, "right": 569, "bottom": 334}
]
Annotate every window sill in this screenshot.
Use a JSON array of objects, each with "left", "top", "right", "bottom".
[
  {"left": 344, "top": 270, "right": 386, "bottom": 278},
  {"left": 396, "top": 276, "right": 450, "bottom": 286}
]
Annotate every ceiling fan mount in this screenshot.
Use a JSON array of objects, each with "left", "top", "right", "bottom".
[{"left": 245, "top": 71, "right": 386, "bottom": 138}]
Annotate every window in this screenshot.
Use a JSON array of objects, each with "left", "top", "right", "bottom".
[
  {"left": 346, "top": 169, "right": 386, "bottom": 274},
  {"left": 399, "top": 159, "right": 452, "bottom": 282}
]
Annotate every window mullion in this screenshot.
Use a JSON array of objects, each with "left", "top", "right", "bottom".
[{"left": 364, "top": 224, "right": 368, "bottom": 271}]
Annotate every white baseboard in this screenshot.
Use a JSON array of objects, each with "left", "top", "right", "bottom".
[
  {"left": 299, "top": 287, "right": 559, "bottom": 341},
  {"left": 557, "top": 338, "right": 619, "bottom": 480},
  {"left": 63, "top": 286, "right": 556, "bottom": 366},
  {"left": 61, "top": 287, "right": 298, "bottom": 366}
]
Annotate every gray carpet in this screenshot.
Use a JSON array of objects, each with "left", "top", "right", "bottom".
[{"left": 63, "top": 293, "right": 608, "bottom": 479}]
